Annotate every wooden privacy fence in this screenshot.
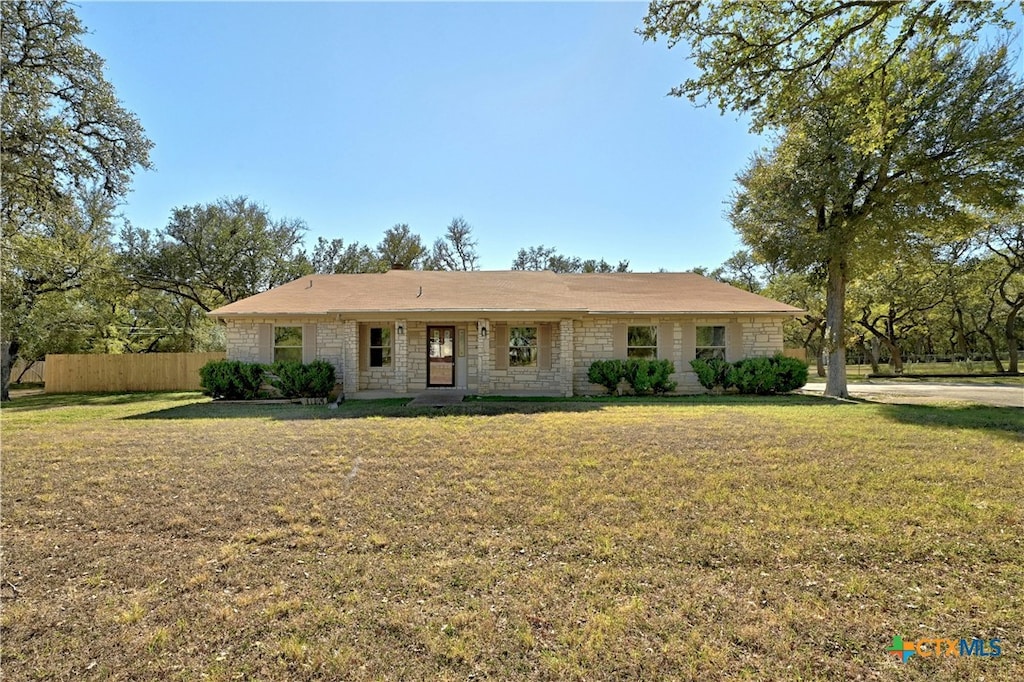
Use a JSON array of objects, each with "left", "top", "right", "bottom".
[
  {"left": 44, "top": 352, "right": 225, "bottom": 393},
  {"left": 782, "top": 348, "right": 807, "bottom": 362}
]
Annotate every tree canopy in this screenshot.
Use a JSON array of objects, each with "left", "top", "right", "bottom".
[
  {"left": 1, "top": 0, "right": 153, "bottom": 399},
  {"left": 121, "top": 196, "right": 310, "bottom": 312},
  {"left": 640, "top": 0, "right": 1010, "bottom": 133},
  {"left": 512, "top": 245, "right": 630, "bottom": 273}
]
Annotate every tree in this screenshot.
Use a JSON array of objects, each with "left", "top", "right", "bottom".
[
  {"left": 310, "top": 236, "right": 382, "bottom": 274},
  {"left": 512, "top": 245, "right": 629, "bottom": 273},
  {"left": 424, "top": 217, "right": 479, "bottom": 271},
  {"left": 849, "top": 258, "right": 946, "bottom": 374},
  {"left": 1, "top": 0, "right": 153, "bottom": 400},
  {"left": 121, "top": 196, "right": 311, "bottom": 313},
  {"left": 640, "top": 1, "right": 1009, "bottom": 133},
  {"left": 642, "top": 1, "right": 1021, "bottom": 397},
  {"left": 983, "top": 205, "right": 1024, "bottom": 372},
  {"left": 763, "top": 272, "right": 829, "bottom": 377},
  {"left": 729, "top": 42, "right": 1024, "bottom": 397},
  {"left": 376, "top": 224, "right": 426, "bottom": 270}
]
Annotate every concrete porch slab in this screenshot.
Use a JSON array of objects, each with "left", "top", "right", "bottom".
[{"left": 406, "top": 390, "right": 468, "bottom": 407}]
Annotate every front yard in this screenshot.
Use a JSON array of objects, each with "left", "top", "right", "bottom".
[{"left": 1, "top": 393, "right": 1021, "bottom": 680}]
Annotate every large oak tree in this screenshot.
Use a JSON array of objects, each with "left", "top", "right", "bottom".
[{"left": 1, "top": 0, "right": 153, "bottom": 399}]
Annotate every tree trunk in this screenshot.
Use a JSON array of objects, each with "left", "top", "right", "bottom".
[
  {"left": 888, "top": 341, "right": 904, "bottom": 374},
  {"left": 824, "top": 257, "right": 849, "bottom": 398},
  {"left": 15, "top": 359, "right": 37, "bottom": 383},
  {"left": 1, "top": 339, "right": 20, "bottom": 402},
  {"left": 866, "top": 338, "right": 881, "bottom": 374},
  {"left": 981, "top": 332, "right": 1005, "bottom": 373},
  {"left": 1007, "top": 306, "right": 1020, "bottom": 374}
]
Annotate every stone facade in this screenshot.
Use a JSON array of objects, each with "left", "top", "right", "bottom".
[{"left": 221, "top": 314, "right": 788, "bottom": 397}]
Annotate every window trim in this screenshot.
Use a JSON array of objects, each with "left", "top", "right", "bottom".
[
  {"left": 369, "top": 325, "right": 392, "bottom": 368},
  {"left": 695, "top": 325, "right": 727, "bottom": 361},
  {"left": 626, "top": 325, "right": 658, "bottom": 359},
  {"left": 508, "top": 326, "right": 538, "bottom": 367},
  {"left": 273, "top": 325, "right": 303, "bottom": 364}
]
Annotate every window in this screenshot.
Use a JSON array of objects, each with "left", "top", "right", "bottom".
[
  {"left": 274, "top": 326, "right": 302, "bottom": 363},
  {"left": 696, "top": 325, "right": 726, "bottom": 360},
  {"left": 370, "top": 326, "right": 392, "bottom": 367},
  {"left": 509, "top": 326, "right": 537, "bottom": 367},
  {"left": 627, "top": 326, "right": 657, "bottom": 359}
]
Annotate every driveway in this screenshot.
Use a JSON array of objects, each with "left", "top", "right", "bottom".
[{"left": 799, "top": 380, "right": 1023, "bottom": 408}]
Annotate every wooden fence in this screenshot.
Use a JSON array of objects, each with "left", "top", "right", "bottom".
[
  {"left": 782, "top": 348, "right": 807, "bottom": 362},
  {"left": 44, "top": 352, "right": 225, "bottom": 393},
  {"left": 11, "top": 358, "right": 45, "bottom": 384}
]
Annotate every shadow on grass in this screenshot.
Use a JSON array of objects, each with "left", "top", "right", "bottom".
[
  {"left": 1, "top": 391, "right": 199, "bottom": 413},
  {"left": 122, "top": 393, "right": 840, "bottom": 421},
  {"left": 874, "top": 402, "right": 1024, "bottom": 439}
]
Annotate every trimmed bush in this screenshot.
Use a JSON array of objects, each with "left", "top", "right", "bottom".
[
  {"left": 624, "top": 358, "right": 677, "bottom": 395},
  {"left": 268, "top": 360, "right": 336, "bottom": 399},
  {"left": 587, "top": 359, "right": 625, "bottom": 394},
  {"left": 199, "top": 360, "right": 265, "bottom": 400},
  {"left": 690, "top": 357, "right": 733, "bottom": 391},
  {"left": 772, "top": 354, "right": 809, "bottom": 392},
  {"left": 728, "top": 356, "right": 778, "bottom": 395},
  {"left": 691, "top": 355, "right": 809, "bottom": 394}
]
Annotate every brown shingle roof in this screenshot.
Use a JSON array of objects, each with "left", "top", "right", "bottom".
[{"left": 207, "top": 270, "right": 802, "bottom": 317}]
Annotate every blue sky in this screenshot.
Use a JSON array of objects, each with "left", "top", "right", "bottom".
[{"left": 76, "top": 1, "right": 1021, "bottom": 273}]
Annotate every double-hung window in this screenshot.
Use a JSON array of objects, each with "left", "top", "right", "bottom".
[
  {"left": 509, "top": 327, "right": 538, "bottom": 367},
  {"left": 696, "top": 326, "right": 726, "bottom": 360},
  {"left": 274, "top": 326, "right": 303, "bottom": 363},
  {"left": 627, "top": 326, "right": 658, "bottom": 359},
  {"left": 369, "top": 327, "right": 392, "bottom": 367}
]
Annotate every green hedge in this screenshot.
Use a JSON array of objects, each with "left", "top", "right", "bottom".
[
  {"left": 267, "top": 360, "right": 336, "bottom": 399},
  {"left": 587, "top": 358, "right": 677, "bottom": 395},
  {"left": 690, "top": 354, "right": 808, "bottom": 394},
  {"left": 199, "top": 360, "right": 266, "bottom": 400},
  {"left": 199, "top": 359, "right": 336, "bottom": 400},
  {"left": 587, "top": 359, "right": 625, "bottom": 394}
]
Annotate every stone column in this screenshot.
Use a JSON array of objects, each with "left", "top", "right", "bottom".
[
  {"left": 341, "top": 320, "right": 359, "bottom": 397},
  {"left": 394, "top": 319, "right": 408, "bottom": 393},
  {"left": 559, "top": 318, "right": 574, "bottom": 397},
  {"left": 477, "top": 319, "right": 490, "bottom": 394}
]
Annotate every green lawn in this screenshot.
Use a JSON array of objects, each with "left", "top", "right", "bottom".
[{"left": 2, "top": 392, "right": 1022, "bottom": 681}]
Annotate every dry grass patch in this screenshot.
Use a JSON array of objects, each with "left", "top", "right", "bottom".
[{"left": 1, "top": 392, "right": 1021, "bottom": 680}]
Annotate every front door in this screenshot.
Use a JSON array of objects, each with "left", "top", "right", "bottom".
[{"left": 427, "top": 326, "right": 456, "bottom": 387}]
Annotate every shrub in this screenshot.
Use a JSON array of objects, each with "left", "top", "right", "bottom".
[
  {"left": 268, "top": 360, "right": 337, "bottom": 399},
  {"left": 690, "top": 358, "right": 732, "bottom": 391},
  {"left": 728, "top": 356, "right": 778, "bottom": 395},
  {"left": 772, "top": 354, "right": 809, "bottom": 392},
  {"left": 587, "top": 359, "right": 624, "bottom": 394},
  {"left": 624, "top": 358, "right": 677, "bottom": 395},
  {"left": 199, "top": 360, "right": 265, "bottom": 400},
  {"left": 714, "top": 355, "right": 810, "bottom": 395},
  {"left": 305, "top": 360, "right": 337, "bottom": 398}
]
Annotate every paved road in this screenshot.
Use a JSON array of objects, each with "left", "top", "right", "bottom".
[{"left": 800, "top": 381, "right": 1023, "bottom": 408}]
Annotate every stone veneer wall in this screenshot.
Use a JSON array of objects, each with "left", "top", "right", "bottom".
[
  {"left": 488, "top": 323, "right": 563, "bottom": 394},
  {"left": 224, "top": 320, "right": 262, "bottom": 363},
  {"left": 571, "top": 316, "right": 786, "bottom": 395},
  {"left": 740, "top": 316, "right": 785, "bottom": 358},
  {"left": 224, "top": 314, "right": 787, "bottom": 397}
]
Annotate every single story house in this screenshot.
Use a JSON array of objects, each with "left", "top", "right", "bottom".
[{"left": 208, "top": 270, "right": 801, "bottom": 397}]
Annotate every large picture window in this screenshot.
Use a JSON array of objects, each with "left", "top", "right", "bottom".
[
  {"left": 370, "top": 326, "right": 392, "bottom": 367},
  {"left": 274, "top": 326, "right": 302, "bottom": 363},
  {"left": 627, "top": 326, "right": 657, "bottom": 359},
  {"left": 696, "top": 325, "right": 726, "bottom": 360},
  {"left": 509, "top": 326, "right": 538, "bottom": 367}
]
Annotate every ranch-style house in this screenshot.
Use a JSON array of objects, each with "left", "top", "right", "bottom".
[{"left": 208, "top": 270, "right": 802, "bottom": 397}]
